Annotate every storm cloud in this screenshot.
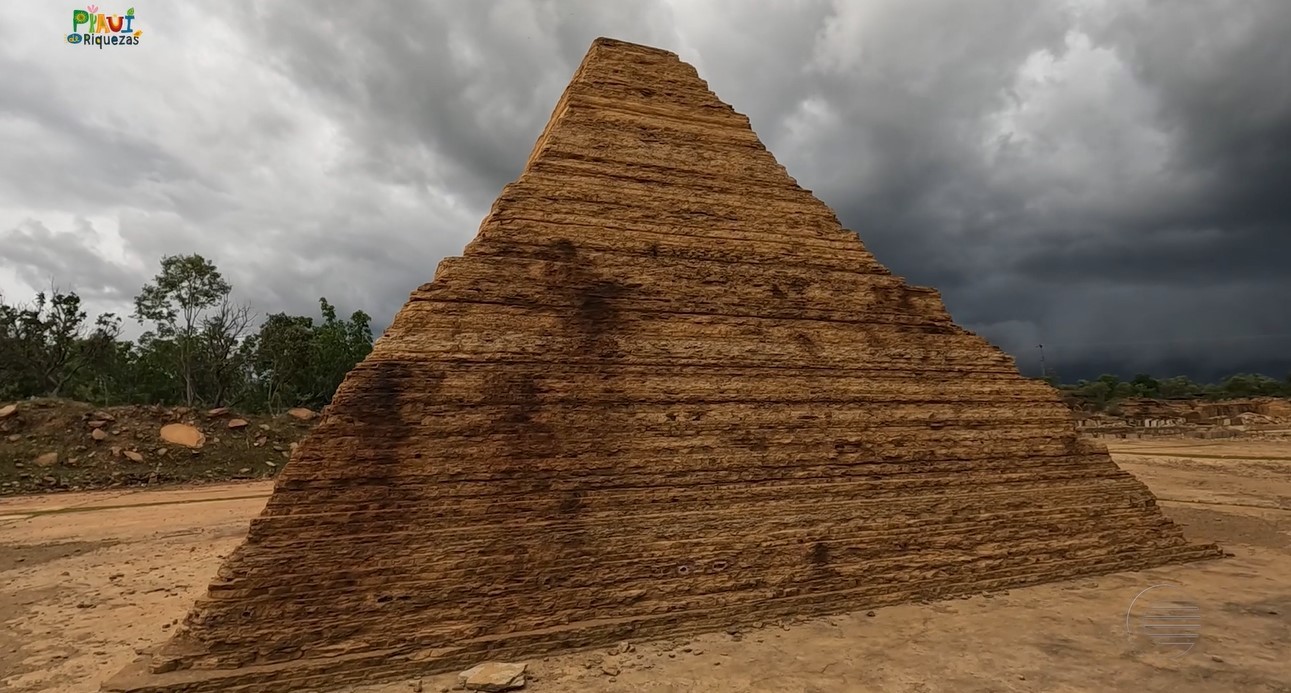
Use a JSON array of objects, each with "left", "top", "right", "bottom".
[{"left": 2, "top": 0, "right": 1288, "bottom": 381}]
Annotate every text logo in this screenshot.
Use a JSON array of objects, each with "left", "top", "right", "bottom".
[{"left": 67, "top": 5, "right": 141, "bottom": 48}]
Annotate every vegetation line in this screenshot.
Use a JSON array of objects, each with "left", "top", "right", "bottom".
[{"left": 2, "top": 253, "right": 373, "bottom": 414}]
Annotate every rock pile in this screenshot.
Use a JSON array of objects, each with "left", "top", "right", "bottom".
[
  {"left": 104, "top": 37, "right": 1222, "bottom": 693},
  {"left": 0, "top": 399, "right": 317, "bottom": 494}
]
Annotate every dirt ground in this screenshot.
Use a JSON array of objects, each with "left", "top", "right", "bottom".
[{"left": 2, "top": 439, "right": 1289, "bottom": 693}]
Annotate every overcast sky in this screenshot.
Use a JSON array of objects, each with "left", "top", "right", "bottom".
[{"left": 2, "top": 0, "right": 1288, "bottom": 381}]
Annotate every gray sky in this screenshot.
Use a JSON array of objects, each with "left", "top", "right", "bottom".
[{"left": 2, "top": 0, "right": 1288, "bottom": 381}]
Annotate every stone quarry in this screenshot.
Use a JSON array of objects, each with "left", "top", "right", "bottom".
[{"left": 103, "top": 37, "right": 1223, "bottom": 692}]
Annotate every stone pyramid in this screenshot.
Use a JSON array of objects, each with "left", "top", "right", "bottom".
[{"left": 105, "top": 37, "right": 1222, "bottom": 692}]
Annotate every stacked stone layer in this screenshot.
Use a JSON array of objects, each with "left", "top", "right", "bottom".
[{"left": 104, "top": 37, "right": 1222, "bottom": 693}]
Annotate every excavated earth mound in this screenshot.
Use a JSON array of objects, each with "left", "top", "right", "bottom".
[{"left": 104, "top": 37, "right": 1222, "bottom": 693}]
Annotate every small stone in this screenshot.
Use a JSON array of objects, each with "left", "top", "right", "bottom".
[
  {"left": 87, "top": 420, "right": 108, "bottom": 429},
  {"left": 0, "top": 403, "right": 17, "bottom": 418},
  {"left": 601, "top": 664, "right": 620, "bottom": 677},
  {"left": 6, "top": 434, "right": 20, "bottom": 442},
  {"left": 1211, "top": 656, "right": 1223, "bottom": 663},
  {"left": 91, "top": 428, "right": 109, "bottom": 441},
  {"left": 866, "top": 610, "right": 876, "bottom": 617},
  {"left": 287, "top": 407, "right": 317, "bottom": 421},
  {"left": 228, "top": 418, "right": 249, "bottom": 429},
  {"left": 34, "top": 452, "right": 59, "bottom": 467},
  {"left": 410, "top": 678, "right": 423, "bottom": 692},
  {"left": 124, "top": 450, "right": 145, "bottom": 463},
  {"left": 207, "top": 407, "right": 230, "bottom": 417},
  {"left": 238, "top": 467, "right": 251, "bottom": 474},
  {"left": 1267, "top": 609, "right": 1279, "bottom": 615},
  {"left": 458, "top": 661, "right": 527, "bottom": 691}
]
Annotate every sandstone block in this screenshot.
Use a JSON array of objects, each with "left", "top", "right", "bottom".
[{"left": 159, "top": 423, "right": 205, "bottom": 449}]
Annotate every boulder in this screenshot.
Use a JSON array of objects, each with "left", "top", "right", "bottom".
[{"left": 160, "top": 423, "right": 206, "bottom": 449}]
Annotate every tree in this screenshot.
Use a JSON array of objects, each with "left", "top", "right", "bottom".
[
  {"left": 196, "top": 298, "right": 254, "bottom": 406},
  {"left": 244, "top": 298, "right": 373, "bottom": 412},
  {"left": 132, "top": 254, "right": 249, "bottom": 407},
  {"left": 1130, "top": 373, "right": 1161, "bottom": 398},
  {"left": 1159, "top": 376, "right": 1201, "bottom": 399},
  {"left": 0, "top": 288, "right": 120, "bottom": 398}
]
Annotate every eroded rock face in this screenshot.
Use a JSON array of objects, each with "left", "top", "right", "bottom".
[{"left": 104, "top": 37, "right": 1222, "bottom": 693}]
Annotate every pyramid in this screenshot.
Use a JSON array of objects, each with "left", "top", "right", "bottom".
[{"left": 105, "top": 37, "right": 1222, "bottom": 692}]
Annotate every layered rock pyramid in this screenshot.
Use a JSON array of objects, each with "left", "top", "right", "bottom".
[{"left": 105, "top": 37, "right": 1222, "bottom": 692}]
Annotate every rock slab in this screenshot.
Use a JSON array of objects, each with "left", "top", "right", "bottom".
[
  {"left": 102, "top": 36, "right": 1222, "bottom": 693},
  {"left": 458, "top": 662, "right": 527, "bottom": 691},
  {"left": 159, "top": 423, "right": 205, "bottom": 449}
]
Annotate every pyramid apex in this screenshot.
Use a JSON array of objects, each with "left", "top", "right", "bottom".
[{"left": 588, "top": 36, "right": 679, "bottom": 58}]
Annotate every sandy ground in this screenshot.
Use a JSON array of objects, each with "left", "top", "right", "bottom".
[{"left": 2, "top": 440, "right": 1289, "bottom": 693}]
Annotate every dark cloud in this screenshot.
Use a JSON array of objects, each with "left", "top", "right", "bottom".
[{"left": 1, "top": 0, "right": 1288, "bottom": 381}]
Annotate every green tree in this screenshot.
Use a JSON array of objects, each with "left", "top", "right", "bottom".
[
  {"left": 1130, "top": 373, "right": 1161, "bottom": 398},
  {"left": 1159, "top": 375, "right": 1201, "bottom": 399},
  {"left": 0, "top": 289, "right": 120, "bottom": 398},
  {"left": 243, "top": 298, "right": 372, "bottom": 412},
  {"left": 132, "top": 254, "right": 250, "bottom": 407}
]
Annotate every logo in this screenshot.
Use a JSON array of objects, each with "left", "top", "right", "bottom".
[
  {"left": 67, "top": 5, "right": 141, "bottom": 48},
  {"left": 1125, "top": 583, "right": 1202, "bottom": 657}
]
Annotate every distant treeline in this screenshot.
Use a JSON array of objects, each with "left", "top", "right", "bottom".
[
  {"left": 5, "top": 255, "right": 1289, "bottom": 414},
  {"left": 1046, "top": 372, "right": 1291, "bottom": 411},
  {"left": 0, "top": 254, "right": 373, "bottom": 413}
]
